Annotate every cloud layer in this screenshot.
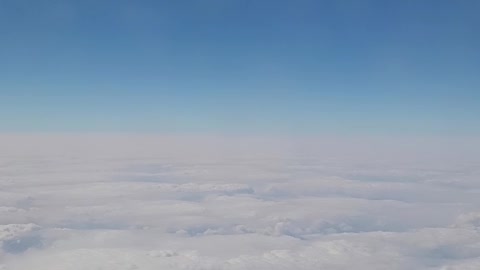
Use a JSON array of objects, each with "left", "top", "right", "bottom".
[{"left": 0, "top": 135, "right": 479, "bottom": 269}]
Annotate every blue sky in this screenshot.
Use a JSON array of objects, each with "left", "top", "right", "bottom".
[{"left": 1, "top": 0, "right": 479, "bottom": 134}]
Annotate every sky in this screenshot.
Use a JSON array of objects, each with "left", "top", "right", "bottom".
[
  {"left": 1, "top": 0, "right": 479, "bottom": 134},
  {"left": 2, "top": 2, "right": 480, "bottom": 268}
]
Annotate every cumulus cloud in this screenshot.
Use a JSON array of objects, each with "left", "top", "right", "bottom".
[{"left": 0, "top": 135, "right": 479, "bottom": 269}]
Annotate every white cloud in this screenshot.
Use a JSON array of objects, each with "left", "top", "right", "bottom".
[{"left": 0, "top": 135, "right": 479, "bottom": 269}]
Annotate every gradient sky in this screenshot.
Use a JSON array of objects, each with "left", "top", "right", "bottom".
[{"left": 1, "top": 0, "right": 479, "bottom": 134}]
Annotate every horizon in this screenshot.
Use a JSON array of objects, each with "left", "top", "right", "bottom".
[{"left": 1, "top": 1, "right": 480, "bottom": 269}]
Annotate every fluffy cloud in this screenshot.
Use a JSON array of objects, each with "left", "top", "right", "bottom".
[{"left": 0, "top": 135, "right": 479, "bottom": 269}]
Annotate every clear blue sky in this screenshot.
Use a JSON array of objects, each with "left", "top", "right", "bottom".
[{"left": 1, "top": 0, "right": 479, "bottom": 134}]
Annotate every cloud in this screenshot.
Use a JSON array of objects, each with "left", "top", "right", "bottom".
[{"left": 0, "top": 135, "right": 479, "bottom": 269}]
